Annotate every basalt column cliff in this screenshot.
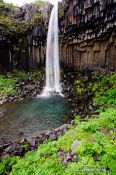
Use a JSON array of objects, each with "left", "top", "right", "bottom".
[
  {"left": 59, "top": 0, "right": 116, "bottom": 71},
  {"left": 0, "top": 0, "right": 116, "bottom": 73}
]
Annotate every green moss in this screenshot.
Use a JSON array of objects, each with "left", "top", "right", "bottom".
[
  {"left": 0, "top": 75, "right": 16, "bottom": 97},
  {"left": 36, "top": 0, "right": 45, "bottom": 7},
  {"left": 11, "top": 70, "right": 28, "bottom": 80},
  {"left": 0, "top": 71, "right": 27, "bottom": 97},
  {"left": 0, "top": 69, "right": 44, "bottom": 98},
  {"left": 34, "top": 13, "right": 43, "bottom": 22},
  {"left": 94, "top": 74, "right": 116, "bottom": 105},
  {"left": 32, "top": 69, "right": 43, "bottom": 78}
]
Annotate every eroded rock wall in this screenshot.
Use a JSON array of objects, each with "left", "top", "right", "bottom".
[
  {"left": 0, "top": 1, "right": 116, "bottom": 73},
  {"left": 0, "top": 2, "right": 51, "bottom": 73},
  {"left": 59, "top": 0, "right": 116, "bottom": 71},
  {"left": 21, "top": 2, "right": 52, "bottom": 69}
]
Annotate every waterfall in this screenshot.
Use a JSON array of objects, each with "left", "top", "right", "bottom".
[{"left": 43, "top": 1, "right": 61, "bottom": 96}]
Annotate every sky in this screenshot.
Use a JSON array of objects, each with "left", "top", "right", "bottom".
[{"left": 4, "top": 0, "right": 59, "bottom": 6}]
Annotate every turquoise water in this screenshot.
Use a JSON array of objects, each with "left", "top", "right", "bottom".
[{"left": 0, "top": 96, "right": 69, "bottom": 141}]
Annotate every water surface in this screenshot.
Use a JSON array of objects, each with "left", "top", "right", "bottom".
[{"left": 0, "top": 96, "right": 69, "bottom": 142}]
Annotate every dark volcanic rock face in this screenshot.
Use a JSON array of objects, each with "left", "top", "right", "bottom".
[
  {"left": 60, "top": 0, "right": 116, "bottom": 41},
  {"left": 0, "top": 1, "right": 52, "bottom": 73},
  {"left": 59, "top": 0, "right": 116, "bottom": 71}
]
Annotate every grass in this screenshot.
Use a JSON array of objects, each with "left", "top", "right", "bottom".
[
  {"left": 0, "top": 74, "right": 16, "bottom": 97},
  {"left": 0, "top": 71, "right": 29, "bottom": 97},
  {"left": 0, "top": 69, "right": 43, "bottom": 98}
]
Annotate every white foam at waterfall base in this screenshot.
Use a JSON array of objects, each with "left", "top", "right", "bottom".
[{"left": 41, "top": 1, "right": 61, "bottom": 97}]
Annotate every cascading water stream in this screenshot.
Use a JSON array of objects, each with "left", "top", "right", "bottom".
[{"left": 42, "top": 1, "right": 61, "bottom": 96}]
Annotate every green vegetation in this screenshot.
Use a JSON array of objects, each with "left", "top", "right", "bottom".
[
  {"left": 0, "top": 0, "right": 44, "bottom": 55},
  {"left": 34, "top": 13, "right": 43, "bottom": 22},
  {"left": 0, "top": 69, "right": 43, "bottom": 97},
  {"left": 36, "top": 0, "right": 45, "bottom": 7},
  {"left": 0, "top": 156, "right": 20, "bottom": 175},
  {"left": 0, "top": 0, "right": 45, "bottom": 38},
  {"left": 0, "top": 1, "right": 32, "bottom": 36},
  {"left": 0, "top": 0, "right": 34, "bottom": 59},
  {"left": 0, "top": 73, "right": 116, "bottom": 175},
  {"left": 74, "top": 73, "right": 116, "bottom": 105},
  {"left": 0, "top": 71, "right": 28, "bottom": 97},
  {"left": 0, "top": 75, "right": 16, "bottom": 97},
  {"left": 94, "top": 74, "right": 116, "bottom": 105},
  {"left": 32, "top": 68, "right": 44, "bottom": 78}
]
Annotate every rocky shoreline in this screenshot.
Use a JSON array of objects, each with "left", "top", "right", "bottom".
[
  {"left": 0, "top": 124, "right": 69, "bottom": 158},
  {"left": 0, "top": 67, "right": 102, "bottom": 158}
]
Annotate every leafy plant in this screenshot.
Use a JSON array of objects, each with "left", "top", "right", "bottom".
[
  {"left": 0, "top": 75, "right": 16, "bottom": 97},
  {"left": 0, "top": 156, "right": 19, "bottom": 175}
]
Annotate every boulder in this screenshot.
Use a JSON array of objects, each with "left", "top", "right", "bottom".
[{"left": 71, "top": 139, "right": 81, "bottom": 153}]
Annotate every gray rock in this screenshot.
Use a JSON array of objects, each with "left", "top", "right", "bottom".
[
  {"left": 71, "top": 140, "right": 81, "bottom": 153},
  {"left": 5, "top": 143, "right": 24, "bottom": 156},
  {"left": 56, "top": 131, "right": 62, "bottom": 137},
  {"left": 30, "top": 139, "right": 36, "bottom": 147},
  {"left": 45, "top": 130, "right": 52, "bottom": 136},
  {"left": 63, "top": 153, "right": 73, "bottom": 166},
  {"left": 54, "top": 124, "right": 68, "bottom": 133},
  {"left": 49, "top": 134, "right": 57, "bottom": 141},
  {"left": 0, "top": 109, "right": 6, "bottom": 118},
  {"left": 71, "top": 153, "right": 77, "bottom": 162}
]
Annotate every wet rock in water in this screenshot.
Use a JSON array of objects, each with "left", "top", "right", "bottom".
[
  {"left": 0, "top": 98, "right": 7, "bottom": 104},
  {"left": 35, "top": 132, "right": 46, "bottom": 144},
  {"left": 49, "top": 133, "right": 57, "bottom": 141},
  {"left": 54, "top": 124, "right": 68, "bottom": 133},
  {"left": 32, "top": 92, "right": 37, "bottom": 97},
  {"left": 18, "top": 132, "right": 25, "bottom": 138},
  {"left": 53, "top": 124, "right": 68, "bottom": 136},
  {"left": 19, "top": 138, "right": 28, "bottom": 144},
  {"left": 56, "top": 131, "right": 62, "bottom": 137},
  {"left": 0, "top": 140, "right": 11, "bottom": 157},
  {"left": 0, "top": 109, "right": 6, "bottom": 119},
  {"left": 0, "top": 142, "right": 11, "bottom": 150},
  {"left": 4, "top": 143, "right": 25, "bottom": 156},
  {"left": 45, "top": 130, "right": 52, "bottom": 138},
  {"left": 29, "top": 138, "right": 36, "bottom": 148},
  {"left": 36, "top": 133, "right": 44, "bottom": 140}
]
